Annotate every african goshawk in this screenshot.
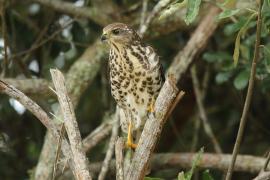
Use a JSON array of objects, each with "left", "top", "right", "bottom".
[{"left": 101, "top": 23, "right": 164, "bottom": 148}]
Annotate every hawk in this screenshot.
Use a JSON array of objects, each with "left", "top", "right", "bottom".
[{"left": 101, "top": 23, "right": 164, "bottom": 148}]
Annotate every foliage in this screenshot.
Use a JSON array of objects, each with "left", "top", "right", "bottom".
[{"left": 177, "top": 148, "right": 210, "bottom": 180}]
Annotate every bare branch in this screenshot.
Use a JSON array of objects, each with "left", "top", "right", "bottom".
[
  {"left": 115, "top": 137, "right": 125, "bottom": 180},
  {"left": 89, "top": 153, "right": 270, "bottom": 175},
  {"left": 98, "top": 114, "right": 119, "bottom": 180},
  {"left": 191, "top": 65, "right": 222, "bottom": 153},
  {"left": 253, "top": 172, "right": 270, "bottom": 180},
  {"left": 35, "top": 40, "right": 107, "bottom": 179},
  {"left": 1, "top": 78, "right": 52, "bottom": 97},
  {"left": 139, "top": 0, "right": 173, "bottom": 37},
  {"left": 126, "top": 76, "right": 184, "bottom": 179},
  {"left": 167, "top": 6, "right": 220, "bottom": 81},
  {"left": 226, "top": 1, "right": 262, "bottom": 179},
  {"left": 83, "top": 121, "right": 113, "bottom": 152},
  {"left": 0, "top": 79, "right": 78, "bottom": 177},
  {"left": 50, "top": 69, "right": 92, "bottom": 180}
]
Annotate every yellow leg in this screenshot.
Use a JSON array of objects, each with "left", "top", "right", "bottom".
[
  {"left": 147, "top": 101, "right": 155, "bottom": 113},
  {"left": 126, "top": 122, "right": 137, "bottom": 149}
]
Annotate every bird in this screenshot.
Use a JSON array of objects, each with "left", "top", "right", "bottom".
[{"left": 101, "top": 23, "right": 164, "bottom": 148}]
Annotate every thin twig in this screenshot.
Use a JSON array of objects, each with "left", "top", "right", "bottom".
[
  {"left": 98, "top": 114, "right": 119, "bottom": 180},
  {"left": 9, "top": 20, "right": 74, "bottom": 60},
  {"left": 139, "top": 0, "right": 149, "bottom": 30},
  {"left": 191, "top": 65, "right": 222, "bottom": 153},
  {"left": 83, "top": 120, "right": 113, "bottom": 152},
  {"left": 0, "top": 2, "right": 8, "bottom": 76},
  {"left": 139, "top": 0, "right": 173, "bottom": 37},
  {"left": 0, "top": 79, "right": 77, "bottom": 175},
  {"left": 225, "top": 0, "right": 262, "bottom": 179},
  {"left": 50, "top": 69, "right": 92, "bottom": 180},
  {"left": 115, "top": 137, "right": 125, "bottom": 180},
  {"left": 263, "top": 151, "right": 270, "bottom": 171},
  {"left": 52, "top": 123, "right": 65, "bottom": 180}
]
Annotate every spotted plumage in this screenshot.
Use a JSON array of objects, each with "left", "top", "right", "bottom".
[{"left": 102, "top": 23, "right": 164, "bottom": 135}]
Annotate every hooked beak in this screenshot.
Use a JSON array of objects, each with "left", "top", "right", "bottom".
[{"left": 101, "top": 33, "right": 107, "bottom": 42}]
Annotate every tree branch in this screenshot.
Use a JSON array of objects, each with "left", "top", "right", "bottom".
[
  {"left": 88, "top": 153, "right": 270, "bottom": 176},
  {"left": 126, "top": 76, "right": 184, "bottom": 179},
  {"left": 191, "top": 65, "right": 222, "bottom": 153},
  {"left": 0, "top": 78, "right": 52, "bottom": 97},
  {"left": 50, "top": 69, "right": 92, "bottom": 180},
  {"left": 115, "top": 137, "right": 125, "bottom": 180},
  {"left": 225, "top": 0, "right": 262, "bottom": 179},
  {"left": 167, "top": 6, "right": 220, "bottom": 81},
  {"left": 98, "top": 113, "right": 119, "bottom": 180}
]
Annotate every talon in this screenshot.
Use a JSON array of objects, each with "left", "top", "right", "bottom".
[
  {"left": 126, "top": 122, "right": 137, "bottom": 149},
  {"left": 147, "top": 102, "right": 155, "bottom": 113}
]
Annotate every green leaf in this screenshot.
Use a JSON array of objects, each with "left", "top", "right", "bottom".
[
  {"left": 144, "top": 177, "right": 164, "bottom": 180},
  {"left": 263, "top": 46, "right": 270, "bottom": 73},
  {"left": 233, "top": 70, "right": 250, "bottom": 90},
  {"left": 217, "top": 9, "right": 240, "bottom": 20},
  {"left": 224, "top": 18, "right": 246, "bottom": 36},
  {"left": 184, "top": 0, "right": 202, "bottom": 25},
  {"left": 215, "top": 71, "right": 232, "bottom": 84},
  {"left": 203, "top": 52, "right": 231, "bottom": 63},
  {"left": 233, "top": 13, "right": 257, "bottom": 66},
  {"left": 220, "top": 0, "right": 236, "bottom": 9},
  {"left": 184, "top": 147, "right": 204, "bottom": 180},
  {"left": 159, "top": 0, "right": 187, "bottom": 20},
  {"left": 202, "top": 170, "right": 214, "bottom": 180}
]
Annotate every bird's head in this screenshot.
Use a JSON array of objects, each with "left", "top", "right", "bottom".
[{"left": 101, "top": 23, "right": 141, "bottom": 46}]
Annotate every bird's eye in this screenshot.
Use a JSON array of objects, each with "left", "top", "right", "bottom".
[{"left": 112, "top": 29, "right": 121, "bottom": 35}]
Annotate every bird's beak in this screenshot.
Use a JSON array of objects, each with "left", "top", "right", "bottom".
[{"left": 101, "top": 33, "right": 107, "bottom": 42}]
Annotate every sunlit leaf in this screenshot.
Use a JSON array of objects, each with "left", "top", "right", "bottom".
[
  {"left": 233, "top": 70, "right": 250, "bottom": 90},
  {"left": 220, "top": 0, "right": 237, "bottom": 9},
  {"left": 184, "top": 147, "right": 204, "bottom": 180},
  {"left": 233, "top": 13, "right": 257, "bottom": 66},
  {"left": 184, "top": 0, "right": 202, "bottom": 25},
  {"left": 202, "top": 170, "right": 214, "bottom": 180},
  {"left": 178, "top": 172, "right": 185, "bottom": 180},
  {"left": 217, "top": 9, "right": 240, "bottom": 20}
]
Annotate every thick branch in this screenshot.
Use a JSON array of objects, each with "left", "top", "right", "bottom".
[
  {"left": 126, "top": 77, "right": 183, "bottom": 179},
  {"left": 0, "top": 78, "right": 52, "bottom": 97},
  {"left": 89, "top": 153, "right": 270, "bottom": 175},
  {"left": 50, "top": 69, "right": 92, "bottom": 180},
  {"left": 35, "top": 40, "right": 107, "bottom": 179},
  {"left": 167, "top": 6, "right": 220, "bottom": 81}
]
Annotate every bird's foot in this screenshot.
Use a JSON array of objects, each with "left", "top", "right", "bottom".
[
  {"left": 147, "top": 102, "right": 155, "bottom": 113},
  {"left": 126, "top": 122, "right": 137, "bottom": 149}
]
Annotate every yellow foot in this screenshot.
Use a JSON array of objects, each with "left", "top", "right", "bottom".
[
  {"left": 125, "top": 122, "right": 137, "bottom": 149},
  {"left": 147, "top": 102, "right": 155, "bottom": 113}
]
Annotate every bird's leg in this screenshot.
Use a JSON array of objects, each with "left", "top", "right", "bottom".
[
  {"left": 126, "top": 122, "right": 137, "bottom": 149},
  {"left": 147, "top": 101, "right": 155, "bottom": 113}
]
